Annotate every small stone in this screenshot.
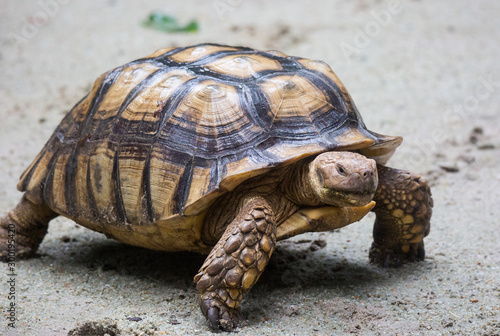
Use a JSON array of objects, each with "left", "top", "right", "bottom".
[
  {"left": 284, "top": 305, "right": 301, "bottom": 316},
  {"left": 169, "top": 317, "right": 181, "bottom": 325},
  {"left": 310, "top": 239, "right": 327, "bottom": 251},
  {"left": 178, "top": 290, "right": 186, "bottom": 299},
  {"left": 438, "top": 163, "right": 459, "bottom": 173},
  {"left": 469, "top": 126, "right": 483, "bottom": 144},
  {"left": 68, "top": 320, "right": 119, "bottom": 336},
  {"left": 441, "top": 319, "right": 454, "bottom": 328},
  {"left": 457, "top": 154, "right": 475, "bottom": 164},
  {"left": 478, "top": 144, "right": 495, "bottom": 150},
  {"left": 126, "top": 316, "right": 142, "bottom": 322},
  {"left": 309, "top": 244, "right": 320, "bottom": 252}
]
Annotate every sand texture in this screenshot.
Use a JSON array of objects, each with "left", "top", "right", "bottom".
[{"left": 1, "top": 1, "right": 499, "bottom": 335}]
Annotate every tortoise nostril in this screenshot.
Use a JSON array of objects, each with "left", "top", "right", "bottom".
[{"left": 362, "top": 170, "right": 373, "bottom": 178}]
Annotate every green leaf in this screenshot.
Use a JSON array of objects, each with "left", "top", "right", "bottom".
[{"left": 142, "top": 11, "right": 199, "bottom": 33}]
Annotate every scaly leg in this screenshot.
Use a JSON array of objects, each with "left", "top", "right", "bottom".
[
  {"left": 194, "top": 196, "right": 276, "bottom": 331},
  {"left": 370, "top": 165, "right": 433, "bottom": 267},
  {"left": 0, "top": 195, "right": 58, "bottom": 261}
]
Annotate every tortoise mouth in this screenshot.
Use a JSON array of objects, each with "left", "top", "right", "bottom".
[{"left": 321, "top": 188, "right": 375, "bottom": 207}]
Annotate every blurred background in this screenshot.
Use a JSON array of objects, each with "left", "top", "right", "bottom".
[{"left": 1, "top": 1, "right": 499, "bottom": 335}]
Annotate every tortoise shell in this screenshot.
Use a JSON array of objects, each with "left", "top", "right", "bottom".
[{"left": 17, "top": 43, "right": 402, "bottom": 252}]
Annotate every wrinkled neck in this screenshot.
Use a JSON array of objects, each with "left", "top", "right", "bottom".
[{"left": 281, "top": 159, "right": 322, "bottom": 206}]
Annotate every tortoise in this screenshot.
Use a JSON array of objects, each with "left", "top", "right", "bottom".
[{"left": 0, "top": 43, "right": 433, "bottom": 331}]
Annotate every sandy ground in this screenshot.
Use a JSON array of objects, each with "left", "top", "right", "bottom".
[{"left": 1, "top": 0, "right": 499, "bottom": 335}]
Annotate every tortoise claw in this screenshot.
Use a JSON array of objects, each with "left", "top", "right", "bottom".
[
  {"left": 369, "top": 241, "right": 425, "bottom": 268},
  {"left": 207, "top": 307, "right": 220, "bottom": 330},
  {"left": 200, "top": 294, "right": 244, "bottom": 331}
]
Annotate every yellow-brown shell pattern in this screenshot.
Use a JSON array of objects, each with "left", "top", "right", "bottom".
[{"left": 17, "top": 43, "right": 399, "bottom": 227}]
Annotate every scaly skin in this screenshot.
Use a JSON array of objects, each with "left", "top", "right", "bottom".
[
  {"left": 370, "top": 165, "right": 433, "bottom": 267},
  {"left": 0, "top": 195, "right": 57, "bottom": 261},
  {"left": 194, "top": 196, "right": 276, "bottom": 331}
]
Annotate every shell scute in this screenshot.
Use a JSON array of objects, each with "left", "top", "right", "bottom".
[{"left": 204, "top": 54, "right": 282, "bottom": 78}]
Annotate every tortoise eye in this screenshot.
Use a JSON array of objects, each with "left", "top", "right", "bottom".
[{"left": 337, "top": 164, "right": 347, "bottom": 175}]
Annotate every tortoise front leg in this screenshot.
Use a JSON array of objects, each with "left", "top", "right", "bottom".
[
  {"left": 369, "top": 165, "right": 433, "bottom": 267},
  {"left": 194, "top": 196, "right": 276, "bottom": 331}
]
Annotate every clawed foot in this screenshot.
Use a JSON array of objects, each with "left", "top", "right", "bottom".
[
  {"left": 0, "top": 224, "right": 39, "bottom": 262},
  {"left": 0, "top": 197, "right": 54, "bottom": 262},
  {"left": 0, "top": 243, "right": 38, "bottom": 262},
  {"left": 369, "top": 241, "right": 425, "bottom": 267},
  {"left": 200, "top": 294, "right": 245, "bottom": 331},
  {"left": 0, "top": 220, "right": 45, "bottom": 262}
]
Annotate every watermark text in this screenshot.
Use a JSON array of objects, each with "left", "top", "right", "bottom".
[{"left": 5, "top": 223, "right": 17, "bottom": 328}]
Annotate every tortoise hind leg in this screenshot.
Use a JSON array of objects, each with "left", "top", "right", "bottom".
[
  {"left": 194, "top": 196, "right": 276, "bottom": 331},
  {"left": 369, "top": 165, "right": 433, "bottom": 267},
  {"left": 0, "top": 195, "right": 58, "bottom": 261}
]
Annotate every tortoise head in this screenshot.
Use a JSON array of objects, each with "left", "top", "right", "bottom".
[{"left": 308, "top": 151, "right": 378, "bottom": 207}]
